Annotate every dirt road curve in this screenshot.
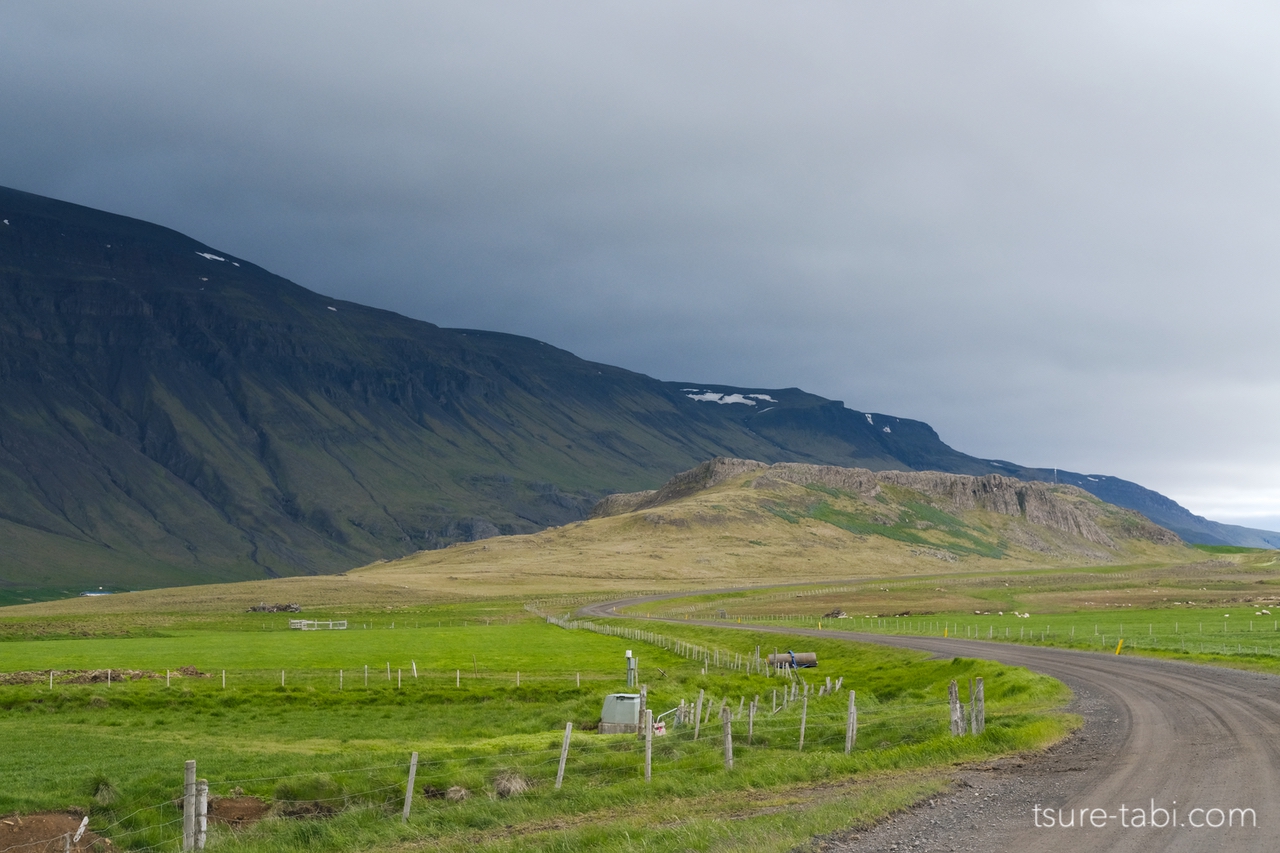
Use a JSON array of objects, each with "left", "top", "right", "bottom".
[{"left": 582, "top": 597, "right": 1276, "bottom": 852}]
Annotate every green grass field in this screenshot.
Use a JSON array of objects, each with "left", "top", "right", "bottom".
[
  {"left": 631, "top": 557, "right": 1280, "bottom": 674},
  {"left": 811, "top": 606, "right": 1280, "bottom": 669},
  {"left": 0, "top": 602, "right": 1072, "bottom": 853}
]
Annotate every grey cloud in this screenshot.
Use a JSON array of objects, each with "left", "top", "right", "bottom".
[{"left": 1, "top": 1, "right": 1277, "bottom": 523}]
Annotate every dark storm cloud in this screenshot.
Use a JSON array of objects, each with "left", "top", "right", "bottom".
[{"left": 2, "top": 2, "right": 1278, "bottom": 526}]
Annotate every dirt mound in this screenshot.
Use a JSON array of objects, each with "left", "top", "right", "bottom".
[
  {"left": 0, "top": 670, "right": 154, "bottom": 685},
  {"left": 0, "top": 812, "right": 108, "bottom": 851},
  {"left": 209, "top": 796, "right": 270, "bottom": 827}
]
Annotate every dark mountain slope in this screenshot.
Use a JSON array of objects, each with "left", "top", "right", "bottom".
[{"left": 0, "top": 186, "right": 1269, "bottom": 597}]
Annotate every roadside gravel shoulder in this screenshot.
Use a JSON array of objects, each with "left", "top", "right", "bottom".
[{"left": 805, "top": 678, "right": 1122, "bottom": 852}]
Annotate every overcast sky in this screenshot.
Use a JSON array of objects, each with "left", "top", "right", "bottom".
[{"left": 2, "top": 3, "right": 1278, "bottom": 530}]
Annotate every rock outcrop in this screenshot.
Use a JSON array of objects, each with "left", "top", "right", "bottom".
[{"left": 594, "top": 457, "right": 1182, "bottom": 547}]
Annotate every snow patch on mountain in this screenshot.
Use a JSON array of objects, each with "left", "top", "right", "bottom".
[{"left": 686, "top": 391, "right": 756, "bottom": 405}]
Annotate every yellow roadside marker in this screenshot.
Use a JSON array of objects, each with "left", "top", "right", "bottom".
[
  {"left": 1115, "top": 638, "right": 1124, "bottom": 655},
  {"left": 944, "top": 627, "right": 948, "bottom": 637}
]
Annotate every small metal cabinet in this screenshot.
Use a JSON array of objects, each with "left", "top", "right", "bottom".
[{"left": 599, "top": 693, "right": 641, "bottom": 734}]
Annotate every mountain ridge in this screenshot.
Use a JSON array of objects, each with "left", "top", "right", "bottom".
[{"left": 0, "top": 185, "right": 1271, "bottom": 598}]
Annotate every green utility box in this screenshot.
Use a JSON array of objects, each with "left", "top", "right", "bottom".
[{"left": 599, "top": 693, "right": 641, "bottom": 734}]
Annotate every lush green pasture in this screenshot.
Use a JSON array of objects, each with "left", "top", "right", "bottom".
[
  {"left": 839, "top": 605, "right": 1280, "bottom": 667},
  {"left": 0, "top": 619, "right": 612, "bottom": 674},
  {"left": 638, "top": 563, "right": 1280, "bottom": 673},
  {"left": 0, "top": 607, "right": 1072, "bottom": 853},
  {"left": 0, "top": 599, "right": 519, "bottom": 642}
]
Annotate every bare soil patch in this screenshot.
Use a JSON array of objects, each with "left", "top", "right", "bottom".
[
  {"left": 209, "top": 796, "right": 270, "bottom": 827},
  {"left": 0, "top": 667, "right": 209, "bottom": 685},
  {"left": 0, "top": 812, "right": 108, "bottom": 851}
]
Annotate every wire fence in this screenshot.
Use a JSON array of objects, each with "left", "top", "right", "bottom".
[
  {"left": 641, "top": 611, "right": 1280, "bottom": 659},
  {"left": 14, "top": 688, "right": 980, "bottom": 852},
  {"left": 5, "top": 603, "right": 997, "bottom": 851}
]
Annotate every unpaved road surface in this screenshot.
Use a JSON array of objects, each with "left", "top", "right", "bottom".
[{"left": 583, "top": 598, "right": 1277, "bottom": 852}]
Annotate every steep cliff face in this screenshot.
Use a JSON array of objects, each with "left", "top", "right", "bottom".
[{"left": 595, "top": 458, "right": 1182, "bottom": 551}]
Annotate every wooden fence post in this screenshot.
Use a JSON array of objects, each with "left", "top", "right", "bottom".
[
  {"left": 722, "top": 706, "right": 734, "bottom": 769},
  {"left": 196, "top": 779, "right": 208, "bottom": 850},
  {"left": 644, "top": 710, "right": 654, "bottom": 782},
  {"left": 694, "top": 689, "right": 704, "bottom": 740},
  {"left": 798, "top": 697, "right": 808, "bottom": 751},
  {"left": 182, "top": 760, "right": 196, "bottom": 852},
  {"left": 748, "top": 699, "right": 756, "bottom": 744},
  {"left": 845, "top": 690, "right": 857, "bottom": 754},
  {"left": 968, "top": 678, "right": 975, "bottom": 734},
  {"left": 974, "top": 677, "right": 985, "bottom": 734},
  {"left": 402, "top": 752, "right": 418, "bottom": 822},
  {"left": 555, "top": 722, "right": 573, "bottom": 790},
  {"left": 949, "top": 680, "right": 965, "bottom": 736}
]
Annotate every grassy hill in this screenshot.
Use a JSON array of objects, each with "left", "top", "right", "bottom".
[{"left": 357, "top": 459, "right": 1199, "bottom": 598}]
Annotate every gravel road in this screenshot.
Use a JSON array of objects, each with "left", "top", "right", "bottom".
[{"left": 581, "top": 599, "right": 1277, "bottom": 852}]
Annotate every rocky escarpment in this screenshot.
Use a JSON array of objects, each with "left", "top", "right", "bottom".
[
  {"left": 593, "top": 458, "right": 1182, "bottom": 548},
  {"left": 591, "top": 458, "right": 768, "bottom": 517}
]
